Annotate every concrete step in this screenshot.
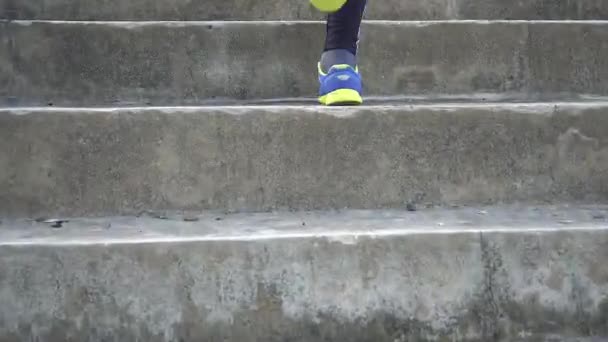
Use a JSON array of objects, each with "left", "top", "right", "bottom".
[
  {"left": 2, "top": 103, "right": 608, "bottom": 217},
  {"left": 3, "top": 20, "right": 608, "bottom": 106},
  {"left": 1, "top": 206, "right": 607, "bottom": 341},
  {"left": 2, "top": 0, "right": 607, "bottom": 20}
]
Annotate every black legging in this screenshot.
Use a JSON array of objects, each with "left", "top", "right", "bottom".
[{"left": 324, "top": 0, "right": 367, "bottom": 55}]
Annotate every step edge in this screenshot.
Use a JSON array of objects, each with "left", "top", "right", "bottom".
[
  {"left": 3, "top": 101, "right": 608, "bottom": 115},
  {"left": 2, "top": 225, "right": 608, "bottom": 247},
  {"left": 5, "top": 19, "right": 608, "bottom": 26}
]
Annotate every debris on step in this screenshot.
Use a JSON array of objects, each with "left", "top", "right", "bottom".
[
  {"left": 137, "top": 210, "right": 170, "bottom": 220},
  {"left": 183, "top": 216, "right": 200, "bottom": 222},
  {"left": 42, "top": 219, "right": 69, "bottom": 228}
]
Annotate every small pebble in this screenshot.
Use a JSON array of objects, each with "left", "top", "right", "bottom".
[
  {"left": 183, "top": 216, "right": 200, "bottom": 222},
  {"left": 215, "top": 217, "right": 223, "bottom": 221},
  {"left": 406, "top": 203, "right": 417, "bottom": 212},
  {"left": 558, "top": 220, "right": 574, "bottom": 225},
  {"left": 302, "top": 221, "right": 306, "bottom": 226},
  {"left": 592, "top": 214, "right": 606, "bottom": 220}
]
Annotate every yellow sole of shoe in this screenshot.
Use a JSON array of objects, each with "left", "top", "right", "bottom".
[
  {"left": 310, "top": 0, "right": 348, "bottom": 13},
  {"left": 319, "top": 88, "right": 363, "bottom": 106}
]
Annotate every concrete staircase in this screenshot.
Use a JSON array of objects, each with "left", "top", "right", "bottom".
[{"left": 1, "top": 0, "right": 608, "bottom": 341}]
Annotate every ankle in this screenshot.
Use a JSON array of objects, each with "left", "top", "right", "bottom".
[{"left": 320, "top": 49, "right": 357, "bottom": 73}]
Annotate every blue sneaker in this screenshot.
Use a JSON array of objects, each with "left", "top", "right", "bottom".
[{"left": 318, "top": 63, "right": 363, "bottom": 106}]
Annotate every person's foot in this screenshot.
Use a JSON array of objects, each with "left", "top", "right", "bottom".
[{"left": 318, "top": 63, "right": 363, "bottom": 106}]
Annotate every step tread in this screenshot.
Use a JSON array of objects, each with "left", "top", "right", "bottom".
[
  {"left": 4, "top": 0, "right": 608, "bottom": 20},
  {"left": 0, "top": 206, "right": 608, "bottom": 342},
  {"left": 8, "top": 19, "right": 608, "bottom": 24},
  {"left": 4, "top": 20, "right": 608, "bottom": 106},
  {"left": 2, "top": 205, "right": 607, "bottom": 341},
  {"left": 2, "top": 102, "right": 608, "bottom": 217},
  {"left": 2, "top": 205, "right": 608, "bottom": 246}
]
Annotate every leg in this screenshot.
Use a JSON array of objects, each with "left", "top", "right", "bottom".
[
  {"left": 317, "top": 0, "right": 366, "bottom": 106},
  {"left": 321, "top": 0, "right": 367, "bottom": 71}
]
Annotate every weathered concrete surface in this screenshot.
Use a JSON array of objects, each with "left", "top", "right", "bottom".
[
  {"left": 3, "top": 21, "right": 608, "bottom": 106},
  {"left": 1, "top": 103, "right": 608, "bottom": 217},
  {"left": 2, "top": 0, "right": 607, "bottom": 20},
  {"left": 0, "top": 207, "right": 607, "bottom": 341}
]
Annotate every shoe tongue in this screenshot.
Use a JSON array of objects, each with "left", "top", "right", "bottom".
[{"left": 330, "top": 64, "right": 352, "bottom": 72}]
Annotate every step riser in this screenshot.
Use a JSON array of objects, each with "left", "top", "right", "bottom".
[
  {"left": 2, "top": 0, "right": 607, "bottom": 20},
  {"left": 1, "top": 229, "right": 607, "bottom": 341},
  {"left": 3, "top": 22, "right": 608, "bottom": 106},
  {"left": 2, "top": 105, "right": 608, "bottom": 217}
]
